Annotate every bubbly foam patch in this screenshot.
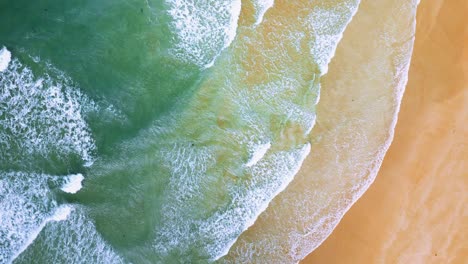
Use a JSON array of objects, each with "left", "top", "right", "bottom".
[
  {"left": 245, "top": 142, "right": 271, "bottom": 167},
  {"left": 0, "top": 172, "right": 78, "bottom": 264},
  {"left": 166, "top": 0, "right": 241, "bottom": 68},
  {"left": 308, "top": 3, "right": 359, "bottom": 75},
  {"left": 0, "top": 57, "right": 96, "bottom": 167},
  {"left": 14, "top": 206, "right": 124, "bottom": 264},
  {"left": 153, "top": 137, "right": 311, "bottom": 261},
  {"left": 49, "top": 206, "right": 72, "bottom": 222},
  {"left": 252, "top": 0, "right": 274, "bottom": 25},
  {"left": 146, "top": 68, "right": 319, "bottom": 261},
  {"left": 149, "top": 1, "right": 358, "bottom": 260},
  {"left": 0, "top": 46, "right": 11, "bottom": 72},
  {"left": 60, "top": 174, "right": 84, "bottom": 194},
  {"left": 213, "top": 143, "right": 311, "bottom": 258}
]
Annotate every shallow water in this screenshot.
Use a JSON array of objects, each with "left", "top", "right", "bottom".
[
  {"left": 0, "top": 0, "right": 415, "bottom": 263},
  {"left": 224, "top": 0, "right": 418, "bottom": 261}
]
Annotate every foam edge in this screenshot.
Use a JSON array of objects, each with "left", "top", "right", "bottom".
[
  {"left": 0, "top": 46, "right": 11, "bottom": 72},
  {"left": 60, "top": 174, "right": 84, "bottom": 194},
  {"left": 296, "top": 7, "right": 419, "bottom": 261}
]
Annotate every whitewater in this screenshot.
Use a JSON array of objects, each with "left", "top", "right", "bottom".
[{"left": 0, "top": 0, "right": 418, "bottom": 263}]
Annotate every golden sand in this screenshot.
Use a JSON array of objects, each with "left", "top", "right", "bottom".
[{"left": 303, "top": 0, "right": 468, "bottom": 263}]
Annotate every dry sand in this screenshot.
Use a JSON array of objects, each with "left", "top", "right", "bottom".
[{"left": 303, "top": 0, "right": 468, "bottom": 263}]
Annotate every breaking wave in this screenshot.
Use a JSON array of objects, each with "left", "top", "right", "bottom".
[{"left": 0, "top": 51, "right": 96, "bottom": 168}]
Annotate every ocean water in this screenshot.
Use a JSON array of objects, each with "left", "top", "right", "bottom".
[{"left": 0, "top": 0, "right": 415, "bottom": 263}]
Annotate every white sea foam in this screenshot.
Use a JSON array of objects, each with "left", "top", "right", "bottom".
[
  {"left": 252, "top": 0, "right": 274, "bottom": 25},
  {"left": 9, "top": 205, "right": 73, "bottom": 263},
  {"left": 285, "top": 2, "right": 418, "bottom": 259},
  {"left": 15, "top": 206, "right": 124, "bottom": 264},
  {"left": 153, "top": 141, "right": 311, "bottom": 261},
  {"left": 245, "top": 142, "right": 271, "bottom": 167},
  {"left": 166, "top": 0, "right": 241, "bottom": 68},
  {"left": 0, "top": 46, "right": 11, "bottom": 72},
  {"left": 147, "top": 72, "right": 318, "bottom": 260},
  {"left": 50, "top": 205, "right": 73, "bottom": 222},
  {"left": 144, "top": 0, "right": 361, "bottom": 261},
  {"left": 308, "top": 2, "right": 360, "bottom": 75},
  {"left": 209, "top": 143, "right": 311, "bottom": 260},
  {"left": 0, "top": 172, "right": 57, "bottom": 264},
  {"left": 60, "top": 174, "right": 84, "bottom": 194},
  {"left": 0, "top": 172, "right": 80, "bottom": 264},
  {"left": 226, "top": 1, "right": 242, "bottom": 48},
  {"left": 223, "top": 0, "right": 418, "bottom": 262},
  {"left": 0, "top": 56, "right": 96, "bottom": 167},
  {"left": 286, "top": 42, "right": 416, "bottom": 260}
]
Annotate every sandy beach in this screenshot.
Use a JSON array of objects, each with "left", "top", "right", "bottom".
[{"left": 303, "top": 0, "right": 468, "bottom": 263}]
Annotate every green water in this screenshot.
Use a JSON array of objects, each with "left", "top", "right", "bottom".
[
  {"left": 0, "top": 0, "right": 202, "bottom": 154},
  {"left": 0, "top": 0, "right": 358, "bottom": 263},
  {"left": 1, "top": 1, "right": 205, "bottom": 263}
]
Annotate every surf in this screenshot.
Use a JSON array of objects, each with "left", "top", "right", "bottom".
[
  {"left": 0, "top": 0, "right": 419, "bottom": 263},
  {"left": 0, "top": 53, "right": 96, "bottom": 169},
  {"left": 0, "top": 172, "right": 86, "bottom": 263},
  {"left": 222, "top": 0, "right": 419, "bottom": 262},
  {"left": 0, "top": 46, "right": 11, "bottom": 72}
]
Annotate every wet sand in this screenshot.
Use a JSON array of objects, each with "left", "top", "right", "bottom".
[{"left": 303, "top": 0, "right": 468, "bottom": 263}]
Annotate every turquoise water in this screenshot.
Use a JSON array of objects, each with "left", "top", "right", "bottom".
[{"left": 0, "top": 0, "right": 359, "bottom": 263}]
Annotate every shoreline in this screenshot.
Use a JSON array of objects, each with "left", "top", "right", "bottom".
[
  {"left": 224, "top": 0, "right": 418, "bottom": 261},
  {"left": 303, "top": 0, "right": 467, "bottom": 262}
]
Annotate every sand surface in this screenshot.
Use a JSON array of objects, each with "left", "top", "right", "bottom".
[{"left": 303, "top": 0, "right": 468, "bottom": 263}]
